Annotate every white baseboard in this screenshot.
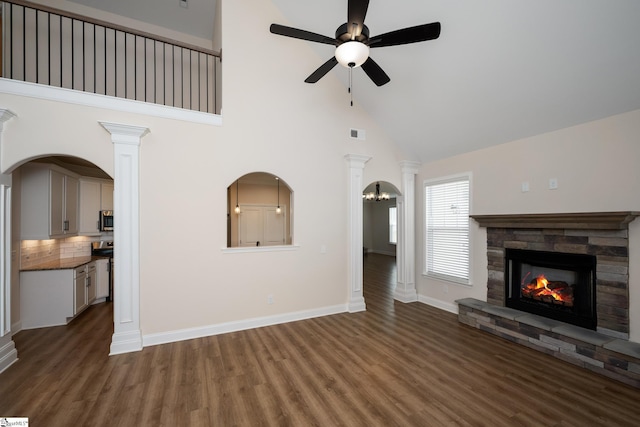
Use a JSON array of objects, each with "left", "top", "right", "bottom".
[
  {"left": 142, "top": 304, "right": 348, "bottom": 348},
  {"left": 417, "top": 295, "right": 459, "bottom": 314},
  {"left": 0, "top": 340, "right": 19, "bottom": 374}
]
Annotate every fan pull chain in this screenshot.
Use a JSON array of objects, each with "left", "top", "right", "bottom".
[{"left": 349, "top": 65, "right": 354, "bottom": 107}]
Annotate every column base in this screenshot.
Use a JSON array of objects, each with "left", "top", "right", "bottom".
[
  {"left": 394, "top": 285, "right": 418, "bottom": 303},
  {"left": 110, "top": 330, "right": 143, "bottom": 355},
  {"left": 348, "top": 297, "right": 367, "bottom": 313}
]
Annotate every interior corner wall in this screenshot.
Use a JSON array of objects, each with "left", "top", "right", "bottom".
[{"left": 415, "top": 109, "right": 640, "bottom": 344}]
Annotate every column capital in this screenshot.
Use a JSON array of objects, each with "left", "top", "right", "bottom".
[
  {"left": 0, "top": 109, "right": 17, "bottom": 130},
  {"left": 345, "top": 154, "right": 372, "bottom": 168},
  {"left": 99, "top": 121, "right": 150, "bottom": 145},
  {"left": 399, "top": 160, "right": 421, "bottom": 174}
]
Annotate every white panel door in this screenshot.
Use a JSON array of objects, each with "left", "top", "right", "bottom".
[
  {"left": 238, "top": 205, "right": 286, "bottom": 247},
  {"left": 264, "top": 206, "right": 285, "bottom": 246},
  {"left": 239, "top": 206, "right": 263, "bottom": 247}
]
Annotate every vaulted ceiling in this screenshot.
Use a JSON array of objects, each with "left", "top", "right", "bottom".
[{"left": 69, "top": 0, "right": 640, "bottom": 163}]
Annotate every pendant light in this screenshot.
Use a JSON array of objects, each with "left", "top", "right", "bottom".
[
  {"left": 234, "top": 179, "right": 240, "bottom": 214},
  {"left": 276, "top": 177, "right": 281, "bottom": 214}
]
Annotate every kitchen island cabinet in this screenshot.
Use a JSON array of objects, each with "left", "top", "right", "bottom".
[{"left": 20, "top": 258, "right": 100, "bottom": 329}]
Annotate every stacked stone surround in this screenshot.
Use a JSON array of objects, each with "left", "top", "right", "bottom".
[
  {"left": 458, "top": 212, "right": 640, "bottom": 388},
  {"left": 487, "top": 227, "right": 629, "bottom": 336}
]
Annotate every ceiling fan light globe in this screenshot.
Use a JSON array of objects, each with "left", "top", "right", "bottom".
[{"left": 335, "top": 41, "right": 369, "bottom": 68}]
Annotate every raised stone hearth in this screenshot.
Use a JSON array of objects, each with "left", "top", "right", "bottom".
[
  {"left": 456, "top": 298, "right": 640, "bottom": 388},
  {"left": 460, "top": 212, "right": 640, "bottom": 387}
]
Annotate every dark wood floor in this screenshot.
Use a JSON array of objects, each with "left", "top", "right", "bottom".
[{"left": 2, "top": 253, "right": 640, "bottom": 426}]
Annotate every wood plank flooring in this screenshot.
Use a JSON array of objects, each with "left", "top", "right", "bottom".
[{"left": 2, "top": 253, "right": 640, "bottom": 426}]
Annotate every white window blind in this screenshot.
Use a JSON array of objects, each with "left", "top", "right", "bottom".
[{"left": 425, "top": 176, "right": 470, "bottom": 284}]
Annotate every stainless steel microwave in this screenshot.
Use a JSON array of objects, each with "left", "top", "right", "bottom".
[{"left": 99, "top": 210, "right": 114, "bottom": 231}]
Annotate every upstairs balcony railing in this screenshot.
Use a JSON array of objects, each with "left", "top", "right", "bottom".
[{"left": 1, "top": 0, "right": 221, "bottom": 114}]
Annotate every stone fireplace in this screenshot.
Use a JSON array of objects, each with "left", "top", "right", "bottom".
[
  {"left": 475, "top": 211, "right": 638, "bottom": 338},
  {"left": 457, "top": 212, "right": 640, "bottom": 388}
]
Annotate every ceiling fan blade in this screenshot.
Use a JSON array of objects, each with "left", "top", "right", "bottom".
[
  {"left": 305, "top": 57, "right": 339, "bottom": 83},
  {"left": 347, "top": 0, "right": 370, "bottom": 38},
  {"left": 270, "top": 24, "right": 336, "bottom": 45},
  {"left": 369, "top": 22, "right": 441, "bottom": 48},
  {"left": 361, "top": 57, "right": 390, "bottom": 87}
]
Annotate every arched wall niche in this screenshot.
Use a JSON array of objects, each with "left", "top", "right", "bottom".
[{"left": 227, "top": 172, "right": 293, "bottom": 247}]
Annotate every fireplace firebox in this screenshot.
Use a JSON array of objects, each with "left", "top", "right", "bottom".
[{"left": 505, "top": 248, "right": 597, "bottom": 330}]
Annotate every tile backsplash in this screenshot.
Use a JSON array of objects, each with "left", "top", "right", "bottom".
[{"left": 21, "top": 236, "right": 92, "bottom": 269}]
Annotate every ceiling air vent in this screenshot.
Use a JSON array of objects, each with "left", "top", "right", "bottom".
[{"left": 350, "top": 128, "right": 366, "bottom": 140}]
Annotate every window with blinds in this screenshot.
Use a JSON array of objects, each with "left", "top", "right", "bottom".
[
  {"left": 389, "top": 206, "right": 397, "bottom": 244},
  {"left": 424, "top": 175, "right": 470, "bottom": 284}
]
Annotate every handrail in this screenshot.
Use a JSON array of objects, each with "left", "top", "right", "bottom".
[{"left": 3, "top": 0, "right": 221, "bottom": 58}]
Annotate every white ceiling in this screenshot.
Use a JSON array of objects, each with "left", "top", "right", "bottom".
[{"left": 70, "top": 0, "right": 640, "bottom": 163}]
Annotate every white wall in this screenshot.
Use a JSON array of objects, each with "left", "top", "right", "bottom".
[
  {"left": 0, "top": 0, "right": 404, "bottom": 341},
  {"left": 416, "top": 109, "right": 640, "bottom": 343}
]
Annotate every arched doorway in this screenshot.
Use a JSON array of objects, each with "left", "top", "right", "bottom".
[
  {"left": 1, "top": 120, "right": 148, "bottom": 365},
  {"left": 6, "top": 155, "right": 114, "bottom": 365},
  {"left": 362, "top": 180, "right": 401, "bottom": 311}
]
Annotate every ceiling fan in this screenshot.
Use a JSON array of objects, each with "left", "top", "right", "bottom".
[{"left": 270, "top": 0, "right": 441, "bottom": 87}]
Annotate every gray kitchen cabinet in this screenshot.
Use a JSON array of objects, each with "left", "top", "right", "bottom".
[
  {"left": 21, "top": 163, "right": 79, "bottom": 239},
  {"left": 94, "top": 258, "right": 110, "bottom": 301},
  {"left": 74, "top": 265, "right": 88, "bottom": 315},
  {"left": 101, "top": 182, "right": 114, "bottom": 211},
  {"left": 79, "top": 178, "right": 114, "bottom": 235},
  {"left": 87, "top": 262, "right": 97, "bottom": 305},
  {"left": 20, "top": 262, "right": 95, "bottom": 329}
]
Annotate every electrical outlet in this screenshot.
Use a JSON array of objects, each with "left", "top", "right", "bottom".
[
  {"left": 267, "top": 294, "right": 274, "bottom": 305},
  {"left": 549, "top": 178, "right": 558, "bottom": 190},
  {"left": 521, "top": 181, "right": 530, "bottom": 192}
]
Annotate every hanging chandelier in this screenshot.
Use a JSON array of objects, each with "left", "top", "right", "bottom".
[{"left": 363, "top": 182, "right": 390, "bottom": 201}]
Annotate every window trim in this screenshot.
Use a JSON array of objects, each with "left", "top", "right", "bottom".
[{"left": 423, "top": 172, "right": 472, "bottom": 286}]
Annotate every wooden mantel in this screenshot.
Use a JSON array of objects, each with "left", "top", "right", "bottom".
[{"left": 470, "top": 212, "right": 640, "bottom": 230}]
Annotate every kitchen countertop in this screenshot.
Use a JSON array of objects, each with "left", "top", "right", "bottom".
[{"left": 20, "top": 256, "right": 110, "bottom": 272}]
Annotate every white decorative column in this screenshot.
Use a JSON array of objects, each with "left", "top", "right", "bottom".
[
  {"left": 345, "top": 154, "right": 371, "bottom": 312},
  {"left": 394, "top": 161, "right": 420, "bottom": 302},
  {"left": 0, "top": 109, "right": 18, "bottom": 373},
  {"left": 100, "top": 122, "right": 149, "bottom": 355}
]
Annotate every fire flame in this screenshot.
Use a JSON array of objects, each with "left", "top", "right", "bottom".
[{"left": 522, "top": 274, "right": 573, "bottom": 305}]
